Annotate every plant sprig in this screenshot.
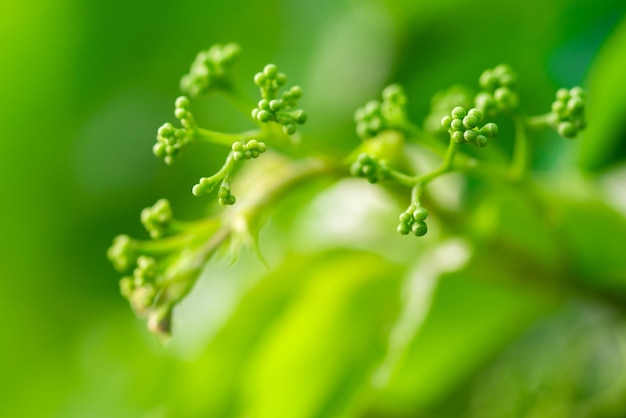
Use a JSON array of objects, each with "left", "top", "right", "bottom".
[{"left": 109, "top": 44, "right": 587, "bottom": 336}]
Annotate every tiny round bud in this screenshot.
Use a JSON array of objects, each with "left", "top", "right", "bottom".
[
  {"left": 463, "top": 115, "right": 478, "bottom": 129},
  {"left": 468, "top": 108, "right": 482, "bottom": 121},
  {"left": 552, "top": 100, "right": 566, "bottom": 115},
  {"left": 556, "top": 88, "right": 570, "bottom": 101},
  {"left": 567, "top": 97, "right": 584, "bottom": 113},
  {"left": 412, "top": 207, "right": 428, "bottom": 222},
  {"left": 569, "top": 86, "right": 585, "bottom": 98},
  {"left": 290, "top": 85, "right": 303, "bottom": 98},
  {"left": 257, "top": 110, "right": 271, "bottom": 122},
  {"left": 295, "top": 110, "right": 307, "bottom": 124},
  {"left": 175, "top": 96, "right": 190, "bottom": 109},
  {"left": 246, "top": 139, "right": 258, "bottom": 149},
  {"left": 254, "top": 72, "right": 266, "bottom": 86},
  {"left": 441, "top": 115, "right": 452, "bottom": 128},
  {"left": 399, "top": 212, "right": 411, "bottom": 223},
  {"left": 269, "top": 99, "right": 282, "bottom": 111},
  {"left": 558, "top": 121, "right": 577, "bottom": 138},
  {"left": 251, "top": 108, "right": 259, "bottom": 119},
  {"left": 411, "top": 222, "right": 428, "bottom": 237},
  {"left": 397, "top": 223, "right": 410, "bottom": 235},
  {"left": 365, "top": 100, "right": 380, "bottom": 115},
  {"left": 451, "top": 118, "right": 463, "bottom": 131},
  {"left": 174, "top": 108, "right": 187, "bottom": 120},
  {"left": 283, "top": 124, "right": 296, "bottom": 135},
  {"left": 452, "top": 106, "right": 466, "bottom": 119},
  {"left": 475, "top": 135, "right": 488, "bottom": 147},
  {"left": 464, "top": 129, "right": 477, "bottom": 143},
  {"left": 258, "top": 99, "right": 270, "bottom": 110},
  {"left": 369, "top": 117, "right": 383, "bottom": 132},
  {"left": 153, "top": 142, "right": 166, "bottom": 157},
  {"left": 452, "top": 131, "right": 464, "bottom": 143},
  {"left": 479, "top": 70, "right": 495, "bottom": 90},
  {"left": 275, "top": 73, "right": 287, "bottom": 86},
  {"left": 263, "top": 64, "right": 278, "bottom": 77}
]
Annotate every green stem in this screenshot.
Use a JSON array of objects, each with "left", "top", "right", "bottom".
[
  {"left": 510, "top": 114, "right": 529, "bottom": 181},
  {"left": 526, "top": 113, "right": 554, "bottom": 129},
  {"left": 415, "top": 139, "right": 460, "bottom": 185},
  {"left": 194, "top": 128, "right": 262, "bottom": 146}
]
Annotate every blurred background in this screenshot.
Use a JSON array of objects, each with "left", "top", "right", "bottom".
[{"left": 2, "top": 0, "right": 626, "bottom": 417}]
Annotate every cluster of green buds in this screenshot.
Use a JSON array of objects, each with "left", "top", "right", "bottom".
[
  {"left": 153, "top": 96, "right": 196, "bottom": 165},
  {"left": 180, "top": 43, "right": 241, "bottom": 98},
  {"left": 350, "top": 153, "right": 390, "bottom": 183},
  {"left": 108, "top": 199, "right": 221, "bottom": 336},
  {"left": 354, "top": 84, "right": 408, "bottom": 140},
  {"left": 141, "top": 198, "right": 173, "bottom": 239},
  {"left": 231, "top": 139, "right": 267, "bottom": 161},
  {"left": 192, "top": 139, "right": 267, "bottom": 203},
  {"left": 108, "top": 232, "right": 174, "bottom": 335},
  {"left": 441, "top": 106, "right": 498, "bottom": 147},
  {"left": 397, "top": 204, "right": 429, "bottom": 237},
  {"left": 475, "top": 64, "right": 519, "bottom": 115},
  {"left": 550, "top": 87, "right": 586, "bottom": 138},
  {"left": 251, "top": 64, "right": 307, "bottom": 135}
]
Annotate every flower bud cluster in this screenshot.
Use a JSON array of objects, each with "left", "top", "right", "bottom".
[
  {"left": 153, "top": 96, "right": 196, "bottom": 165},
  {"left": 141, "top": 199, "right": 173, "bottom": 239},
  {"left": 350, "top": 153, "right": 390, "bottom": 184},
  {"left": 231, "top": 139, "right": 267, "bottom": 161},
  {"left": 475, "top": 64, "right": 519, "bottom": 115},
  {"left": 180, "top": 43, "right": 241, "bottom": 98},
  {"left": 217, "top": 179, "right": 236, "bottom": 206},
  {"left": 441, "top": 107, "right": 498, "bottom": 147},
  {"left": 551, "top": 87, "right": 586, "bottom": 139},
  {"left": 354, "top": 84, "right": 408, "bottom": 140},
  {"left": 251, "top": 64, "right": 307, "bottom": 135},
  {"left": 397, "top": 204, "right": 428, "bottom": 237}
]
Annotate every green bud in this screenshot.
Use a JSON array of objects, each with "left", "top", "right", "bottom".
[
  {"left": 463, "top": 115, "right": 478, "bottom": 129},
  {"left": 452, "top": 131, "right": 464, "bottom": 143},
  {"left": 451, "top": 118, "right": 463, "bottom": 131},
  {"left": 557, "top": 121, "right": 577, "bottom": 138},
  {"left": 269, "top": 99, "right": 282, "bottom": 111},
  {"left": 257, "top": 110, "right": 271, "bottom": 122},
  {"left": 480, "top": 123, "right": 498, "bottom": 138},
  {"left": 452, "top": 106, "right": 466, "bottom": 119},
  {"left": 411, "top": 222, "right": 428, "bottom": 237},
  {"left": 412, "top": 206, "right": 428, "bottom": 222},
  {"left": 175, "top": 96, "right": 190, "bottom": 109},
  {"left": 475, "top": 135, "right": 488, "bottom": 147},
  {"left": 263, "top": 64, "right": 278, "bottom": 77},
  {"left": 254, "top": 72, "right": 266, "bottom": 86},
  {"left": 295, "top": 110, "right": 307, "bottom": 124},
  {"left": 290, "top": 86, "right": 303, "bottom": 99},
  {"left": 283, "top": 124, "right": 296, "bottom": 135},
  {"left": 556, "top": 88, "right": 570, "bottom": 101},
  {"left": 441, "top": 115, "right": 452, "bottom": 128},
  {"left": 464, "top": 129, "right": 477, "bottom": 143}
]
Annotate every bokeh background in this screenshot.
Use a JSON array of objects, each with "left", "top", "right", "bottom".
[{"left": 2, "top": 0, "right": 626, "bottom": 417}]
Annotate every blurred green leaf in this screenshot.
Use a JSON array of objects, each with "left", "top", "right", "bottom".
[
  {"left": 555, "top": 196, "right": 626, "bottom": 289},
  {"left": 173, "top": 250, "right": 404, "bottom": 418},
  {"left": 371, "top": 250, "right": 556, "bottom": 416},
  {"left": 578, "top": 15, "right": 626, "bottom": 171}
]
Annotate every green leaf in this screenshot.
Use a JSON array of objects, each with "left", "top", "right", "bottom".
[
  {"left": 578, "top": 15, "right": 626, "bottom": 172},
  {"left": 173, "top": 250, "right": 405, "bottom": 418},
  {"left": 554, "top": 196, "right": 626, "bottom": 289},
  {"left": 370, "top": 251, "right": 556, "bottom": 416}
]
